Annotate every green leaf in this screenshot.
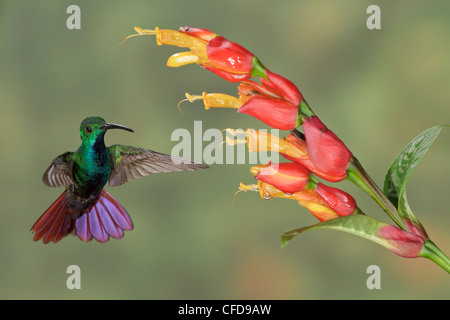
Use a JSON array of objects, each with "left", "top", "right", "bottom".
[
  {"left": 383, "top": 125, "right": 447, "bottom": 208},
  {"left": 383, "top": 125, "right": 447, "bottom": 233},
  {"left": 282, "top": 215, "right": 397, "bottom": 252}
]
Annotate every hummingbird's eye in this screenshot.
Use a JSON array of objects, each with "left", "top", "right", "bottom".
[{"left": 85, "top": 126, "right": 92, "bottom": 133}]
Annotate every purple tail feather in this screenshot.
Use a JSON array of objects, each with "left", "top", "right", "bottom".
[
  {"left": 76, "top": 189, "right": 133, "bottom": 242},
  {"left": 32, "top": 189, "right": 133, "bottom": 243}
]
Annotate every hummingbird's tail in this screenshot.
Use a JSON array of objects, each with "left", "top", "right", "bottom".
[
  {"left": 31, "top": 190, "right": 133, "bottom": 243},
  {"left": 31, "top": 191, "right": 74, "bottom": 243},
  {"left": 75, "top": 189, "right": 134, "bottom": 242}
]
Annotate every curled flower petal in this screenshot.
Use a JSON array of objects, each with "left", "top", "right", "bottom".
[
  {"left": 289, "top": 189, "right": 340, "bottom": 222},
  {"left": 238, "top": 181, "right": 340, "bottom": 222},
  {"left": 315, "top": 182, "right": 356, "bottom": 216},
  {"left": 250, "top": 162, "right": 310, "bottom": 194},
  {"left": 167, "top": 52, "right": 201, "bottom": 67},
  {"left": 264, "top": 69, "right": 302, "bottom": 106}
]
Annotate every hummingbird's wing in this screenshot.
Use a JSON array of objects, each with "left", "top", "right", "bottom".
[
  {"left": 42, "top": 152, "right": 75, "bottom": 187},
  {"left": 107, "top": 145, "right": 209, "bottom": 187}
]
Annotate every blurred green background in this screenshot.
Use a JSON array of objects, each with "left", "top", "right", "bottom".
[{"left": 0, "top": 0, "right": 449, "bottom": 299}]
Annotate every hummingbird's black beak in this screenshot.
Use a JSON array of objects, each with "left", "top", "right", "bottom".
[{"left": 101, "top": 123, "right": 134, "bottom": 133}]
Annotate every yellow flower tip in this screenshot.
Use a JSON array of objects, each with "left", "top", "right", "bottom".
[
  {"left": 176, "top": 101, "right": 185, "bottom": 115},
  {"left": 167, "top": 52, "right": 201, "bottom": 67},
  {"left": 203, "top": 93, "right": 242, "bottom": 110},
  {"left": 118, "top": 26, "right": 159, "bottom": 45},
  {"left": 224, "top": 128, "right": 249, "bottom": 147},
  {"left": 225, "top": 128, "right": 295, "bottom": 155},
  {"left": 239, "top": 182, "right": 260, "bottom": 192},
  {"left": 232, "top": 183, "right": 259, "bottom": 206},
  {"left": 134, "top": 26, "right": 158, "bottom": 35},
  {"left": 186, "top": 92, "right": 202, "bottom": 102},
  {"left": 176, "top": 92, "right": 204, "bottom": 113},
  {"left": 257, "top": 181, "right": 286, "bottom": 200},
  {"left": 249, "top": 164, "right": 265, "bottom": 177},
  {"left": 224, "top": 128, "right": 251, "bottom": 136}
]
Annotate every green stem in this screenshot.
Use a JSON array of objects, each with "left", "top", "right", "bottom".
[
  {"left": 346, "top": 157, "right": 406, "bottom": 230},
  {"left": 306, "top": 174, "right": 320, "bottom": 189},
  {"left": 420, "top": 240, "right": 450, "bottom": 273},
  {"left": 299, "top": 99, "right": 315, "bottom": 118}
]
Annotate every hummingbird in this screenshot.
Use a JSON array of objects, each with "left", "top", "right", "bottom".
[{"left": 31, "top": 116, "right": 209, "bottom": 244}]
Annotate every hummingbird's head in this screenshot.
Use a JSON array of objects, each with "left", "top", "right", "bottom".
[{"left": 80, "top": 117, "right": 134, "bottom": 141}]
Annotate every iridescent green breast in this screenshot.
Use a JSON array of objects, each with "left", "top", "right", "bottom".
[{"left": 72, "top": 133, "right": 111, "bottom": 197}]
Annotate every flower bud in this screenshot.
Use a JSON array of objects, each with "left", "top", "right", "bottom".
[
  {"left": 303, "top": 116, "right": 352, "bottom": 182},
  {"left": 376, "top": 224, "right": 425, "bottom": 258}
]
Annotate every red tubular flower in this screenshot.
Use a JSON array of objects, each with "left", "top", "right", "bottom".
[
  {"left": 238, "top": 96, "right": 301, "bottom": 130},
  {"left": 179, "top": 26, "right": 258, "bottom": 82},
  {"left": 283, "top": 132, "right": 344, "bottom": 182},
  {"left": 314, "top": 182, "right": 356, "bottom": 216},
  {"left": 250, "top": 162, "right": 310, "bottom": 194},
  {"left": 204, "top": 36, "right": 255, "bottom": 82},
  {"left": 183, "top": 76, "right": 303, "bottom": 130},
  {"left": 237, "top": 75, "right": 303, "bottom": 130},
  {"left": 302, "top": 116, "right": 352, "bottom": 182},
  {"left": 125, "top": 26, "right": 308, "bottom": 129},
  {"left": 289, "top": 189, "right": 340, "bottom": 222},
  {"left": 178, "top": 26, "right": 304, "bottom": 109},
  {"left": 122, "top": 26, "right": 257, "bottom": 82}
]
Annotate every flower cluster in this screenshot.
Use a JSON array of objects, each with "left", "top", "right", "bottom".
[
  {"left": 226, "top": 128, "right": 356, "bottom": 221},
  {"left": 123, "top": 26, "right": 450, "bottom": 271},
  {"left": 124, "top": 26, "right": 357, "bottom": 221}
]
